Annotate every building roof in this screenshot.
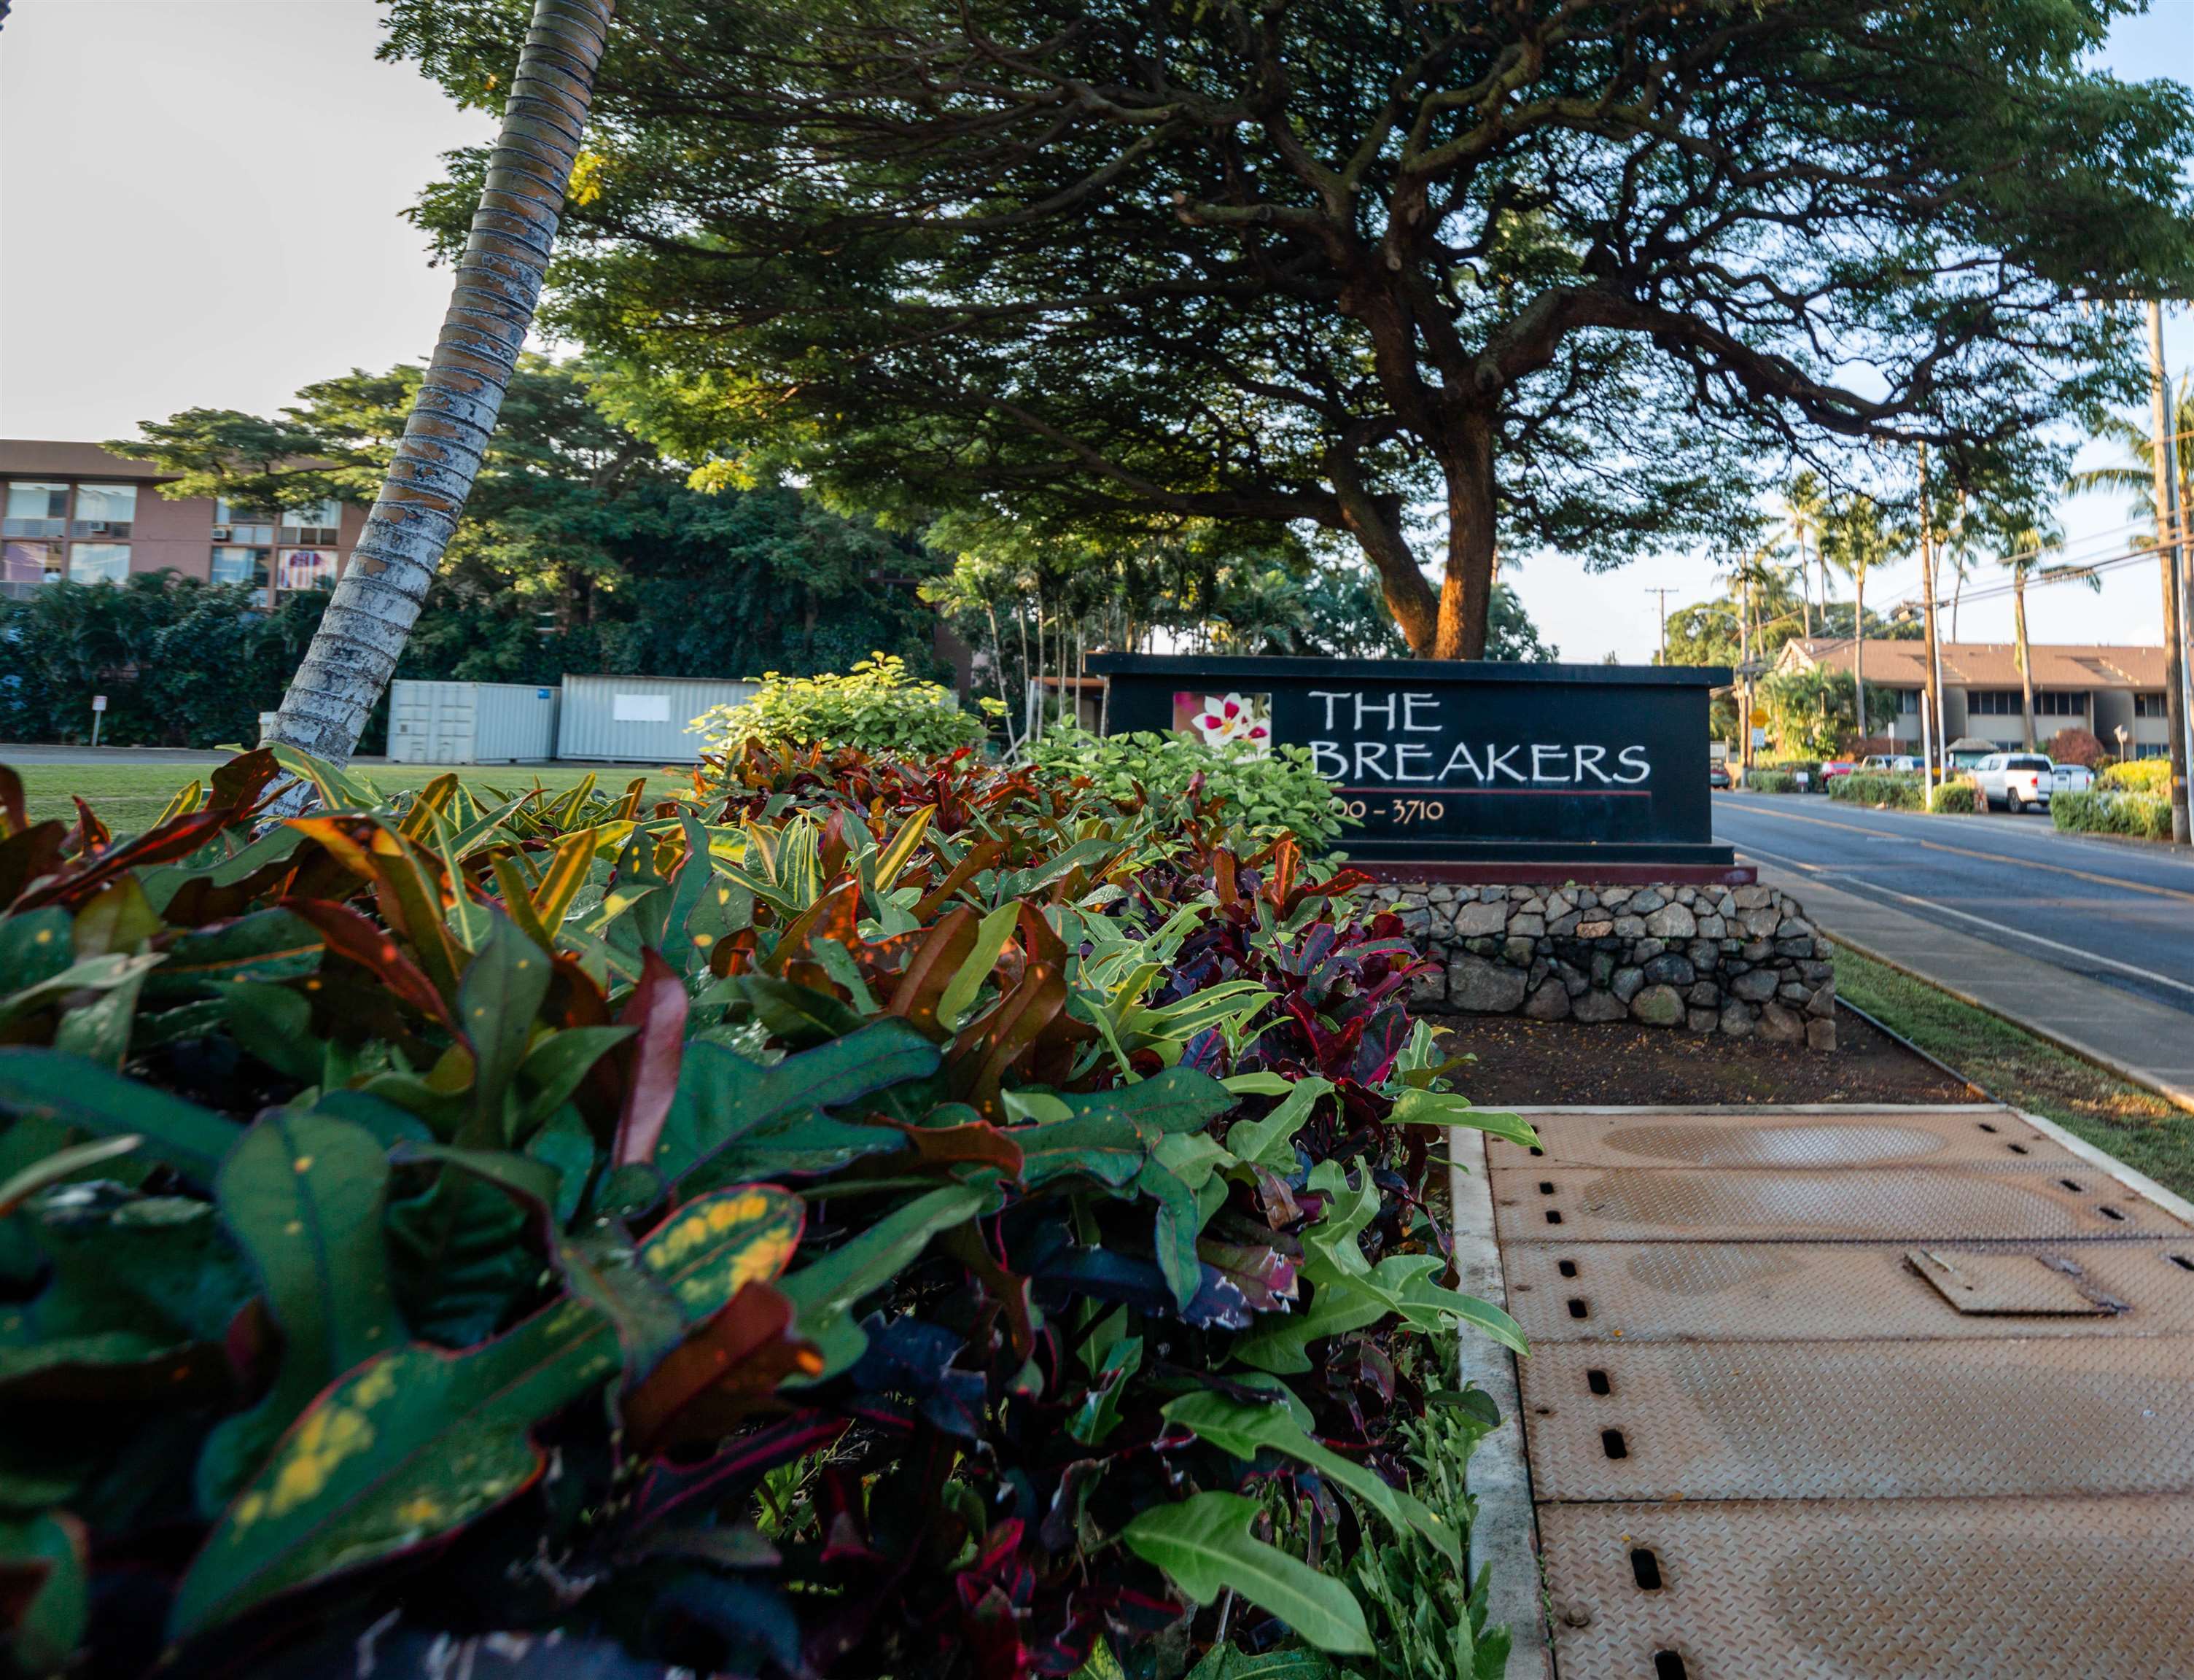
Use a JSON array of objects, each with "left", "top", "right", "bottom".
[
  {"left": 1778, "top": 638, "right": 2166, "bottom": 690},
  {"left": 0, "top": 440, "right": 179, "bottom": 483}
]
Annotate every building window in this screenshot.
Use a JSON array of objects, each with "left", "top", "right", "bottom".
[
  {"left": 68, "top": 542, "right": 132, "bottom": 585},
  {"left": 1894, "top": 688, "right": 1919, "bottom": 713},
  {"left": 3, "top": 482, "right": 69, "bottom": 539},
  {"left": 280, "top": 499, "right": 342, "bottom": 545},
  {"left": 276, "top": 548, "right": 336, "bottom": 594},
  {"left": 1968, "top": 689, "right": 2085, "bottom": 718},
  {"left": 2, "top": 540, "right": 65, "bottom": 593},
  {"left": 69, "top": 483, "right": 137, "bottom": 538},
  {"left": 2135, "top": 742, "right": 2168, "bottom": 759},
  {"left": 214, "top": 498, "right": 276, "bottom": 545},
  {"left": 211, "top": 545, "right": 273, "bottom": 605},
  {"left": 2134, "top": 692, "right": 2170, "bottom": 718}
]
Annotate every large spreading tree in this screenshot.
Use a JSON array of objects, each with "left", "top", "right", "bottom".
[{"left": 392, "top": 0, "right": 2194, "bottom": 657}]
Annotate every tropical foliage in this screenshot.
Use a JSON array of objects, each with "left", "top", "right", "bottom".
[
  {"left": 1757, "top": 666, "right": 1901, "bottom": 760},
  {"left": 2054, "top": 786, "right": 2173, "bottom": 839},
  {"left": 694, "top": 655, "right": 993, "bottom": 759},
  {"left": 0, "top": 739, "right": 1525, "bottom": 1679}
]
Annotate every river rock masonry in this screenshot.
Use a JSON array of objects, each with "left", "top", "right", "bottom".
[{"left": 1384, "top": 881, "right": 1835, "bottom": 1046}]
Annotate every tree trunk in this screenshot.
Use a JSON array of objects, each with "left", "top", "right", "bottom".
[
  {"left": 1433, "top": 420, "right": 1497, "bottom": 660},
  {"left": 2014, "top": 570, "right": 2036, "bottom": 750},
  {"left": 1853, "top": 566, "right": 1867, "bottom": 746},
  {"left": 264, "top": 0, "right": 615, "bottom": 767}
]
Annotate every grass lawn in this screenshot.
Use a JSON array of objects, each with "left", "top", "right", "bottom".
[
  {"left": 15, "top": 759, "right": 690, "bottom": 833},
  {"left": 1831, "top": 939, "right": 2194, "bottom": 1201}
]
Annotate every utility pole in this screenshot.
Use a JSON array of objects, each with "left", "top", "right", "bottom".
[
  {"left": 1645, "top": 588, "right": 1677, "bottom": 664},
  {"left": 2146, "top": 300, "right": 2191, "bottom": 844},
  {"left": 1918, "top": 444, "right": 1948, "bottom": 767}
]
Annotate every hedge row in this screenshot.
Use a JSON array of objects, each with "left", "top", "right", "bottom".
[{"left": 2053, "top": 788, "right": 2174, "bottom": 839}]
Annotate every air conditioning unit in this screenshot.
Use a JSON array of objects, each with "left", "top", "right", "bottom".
[{"left": 211, "top": 526, "right": 233, "bottom": 541}]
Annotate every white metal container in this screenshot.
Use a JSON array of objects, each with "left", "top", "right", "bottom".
[
  {"left": 386, "top": 680, "right": 560, "bottom": 765},
  {"left": 554, "top": 674, "right": 760, "bottom": 763}
]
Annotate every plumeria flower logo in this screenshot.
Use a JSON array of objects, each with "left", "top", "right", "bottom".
[{"left": 1190, "top": 693, "right": 1272, "bottom": 752}]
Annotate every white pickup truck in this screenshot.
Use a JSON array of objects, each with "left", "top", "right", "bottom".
[{"left": 1970, "top": 752, "right": 2055, "bottom": 813}]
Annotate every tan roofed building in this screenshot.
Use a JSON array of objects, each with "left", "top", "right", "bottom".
[
  {"left": 1775, "top": 637, "right": 2174, "bottom": 758},
  {"left": 1, "top": 440, "right": 365, "bottom": 606}
]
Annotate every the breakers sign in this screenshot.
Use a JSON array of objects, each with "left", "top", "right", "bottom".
[
  {"left": 1302, "top": 688, "right": 1654, "bottom": 789},
  {"left": 1088, "top": 653, "right": 1732, "bottom": 868}
]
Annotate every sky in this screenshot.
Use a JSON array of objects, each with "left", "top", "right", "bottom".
[{"left": 2, "top": 0, "right": 2191, "bottom": 664}]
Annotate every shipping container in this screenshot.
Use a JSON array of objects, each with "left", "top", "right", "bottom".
[
  {"left": 555, "top": 674, "right": 760, "bottom": 763},
  {"left": 386, "top": 680, "right": 560, "bottom": 765}
]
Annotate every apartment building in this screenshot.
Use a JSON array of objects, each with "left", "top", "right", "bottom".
[
  {"left": 0, "top": 440, "right": 367, "bottom": 604},
  {"left": 1775, "top": 637, "right": 2175, "bottom": 758}
]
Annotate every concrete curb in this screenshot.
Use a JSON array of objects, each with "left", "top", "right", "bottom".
[
  {"left": 1448, "top": 1124, "right": 1553, "bottom": 1680},
  {"left": 2013, "top": 1106, "right": 2194, "bottom": 1229},
  {"left": 1822, "top": 926, "right": 2194, "bottom": 1116}
]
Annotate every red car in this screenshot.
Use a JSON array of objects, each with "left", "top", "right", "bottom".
[{"left": 1820, "top": 759, "right": 1859, "bottom": 781}]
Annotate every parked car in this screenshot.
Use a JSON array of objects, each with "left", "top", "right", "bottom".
[
  {"left": 1970, "top": 752, "right": 2055, "bottom": 812},
  {"left": 2051, "top": 761, "right": 2095, "bottom": 796},
  {"left": 1708, "top": 761, "right": 1732, "bottom": 789},
  {"left": 1860, "top": 754, "right": 1921, "bottom": 773},
  {"left": 1821, "top": 759, "right": 1859, "bottom": 782}
]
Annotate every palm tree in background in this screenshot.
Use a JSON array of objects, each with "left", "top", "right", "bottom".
[
  {"left": 265, "top": 0, "right": 617, "bottom": 775},
  {"left": 1973, "top": 504, "right": 2101, "bottom": 750},
  {"left": 1820, "top": 493, "right": 1902, "bottom": 745},
  {"left": 1784, "top": 471, "right": 1830, "bottom": 639},
  {"left": 2067, "top": 371, "right": 2194, "bottom": 527}
]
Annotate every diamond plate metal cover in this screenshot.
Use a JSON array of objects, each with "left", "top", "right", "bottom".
[
  {"left": 1520, "top": 1339, "right": 2194, "bottom": 1501},
  {"left": 1503, "top": 1240, "right": 2194, "bottom": 1342},
  {"left": 1539, "top": 1496, "right": 2194, "bottom": 1680},
  {"left": 1488, "top": 1106, "right": 2075, "bottom": 1172},
  {"left": 1491, "top": 1164, "right": 2189, "bottom": 1243}
]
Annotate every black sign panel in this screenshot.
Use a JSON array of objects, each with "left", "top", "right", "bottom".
[{"left": 1088, "top": 653, "right": 1732, "bottom": 866}]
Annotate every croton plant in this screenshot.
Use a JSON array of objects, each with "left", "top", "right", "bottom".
[{"left": 0, "top": 742, "right": 1529, "bottom": 1680}]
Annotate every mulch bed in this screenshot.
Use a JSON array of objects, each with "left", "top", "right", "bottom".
[{"left": 1429, "top": 1004, "right": 1976, "bottom": 1108}]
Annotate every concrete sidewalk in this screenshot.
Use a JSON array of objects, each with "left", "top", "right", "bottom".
[{"left": 1754, "top": 862, "right": 2194, "bottom": 1113}]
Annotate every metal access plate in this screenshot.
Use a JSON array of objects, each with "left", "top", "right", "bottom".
[
  {"left": 1503, "top": 1239, "right": 2194, "bottom": 1342},
  {"left": 1491, "top": 1164, "right": 2189, "bottom": 1243},
  {"left": 1539, "top": 1496, "right": 2194, "bottom": 1680},
  {"left": 1488, "top": 1106, "right": 2075, "bottom": 1171},
  {"left": 1519, "top": 1338, "right": 2194, "bottom": 1500}
]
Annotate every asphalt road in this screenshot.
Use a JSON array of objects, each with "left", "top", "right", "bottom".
[{"left": 1713, "top": 792, "right": 2194, "bottom": 1018}]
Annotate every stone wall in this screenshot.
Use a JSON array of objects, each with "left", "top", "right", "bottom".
[{"left": 1385, "top": 880, "right": 1835, "bottom": 1046}]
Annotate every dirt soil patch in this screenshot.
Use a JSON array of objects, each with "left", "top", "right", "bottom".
[{"left": 1429, "top": 1004, "right": 1973, "bottom": 1108}]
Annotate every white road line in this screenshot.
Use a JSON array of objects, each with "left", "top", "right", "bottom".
[{"left": 1735, "top": 839, "right": 2194, "bottom": 1004}]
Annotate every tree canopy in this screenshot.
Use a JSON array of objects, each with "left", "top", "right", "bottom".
[
  {"left": 388, "top": 0, "right": 2194, "bottom": 658},
  {"left": 111, "top": 359, "right": 944, "bottom": 686}
]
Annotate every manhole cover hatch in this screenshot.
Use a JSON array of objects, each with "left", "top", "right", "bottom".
[
  {"left": 1492, "top": 1166, "right": 2187, "bottom": 1243},
  {"left": 1491, "top": 1107, "right": 2071, "bottom": 1171},
  {"left": 1520, "top": 1339, "right": 2194, "bottom": 1501},
  {"left": 1539, "top": 1497, "right": 2194, "bottom": 1680},
  {"left": 1905, "top": 1247, "right": 2118, "bottom": 1314},
  {"left": 1502, "top": 1240, "right": 2194, "bottom": 1342}
]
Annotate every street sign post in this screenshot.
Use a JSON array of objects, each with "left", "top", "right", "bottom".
[
  {"left": 90, "top": 693, "right": 106, "bottom": 749},
  {"left": 1088, "top": 653, "right": 1735, "bottom": 868}
]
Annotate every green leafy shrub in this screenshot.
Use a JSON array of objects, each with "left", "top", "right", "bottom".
[
  {"left": 1028, "top": 726, "right": 1353, "bottom": 846},
  {"left": 2100, "top": 758, "right": 2171, "bottom": 793},
  {"left": 1927, "top": 776, "right": 1981, "bottom": 814},
  {"left": 693, "top": 652, "right": 991, "bottom": 756},
  {"left": 0, "top": 742, "right": 1519, "bottom": 1679},
  {"left": 1744, "top": 769, "right": 1799, "bottom": 793},
  {"left": 1829, "top": 771, "right": 1925, "bottom": 809},
  {"left": 2054, "top": 787, "right": 2171, "bottom": 838}
]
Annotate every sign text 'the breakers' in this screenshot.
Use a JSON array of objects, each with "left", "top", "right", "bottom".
[{"left": 1304, "top": 689, "right": 1653, "bottom": 787}]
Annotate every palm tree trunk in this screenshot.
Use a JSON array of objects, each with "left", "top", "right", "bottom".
[
  {"left": 1853, "top": 564, "right": 1867, "bottom": 747},
  {"left": 265, "top": 0, "right": 615, "bottom": 768},
  {"left": 2015, "top": 570, "right": 2036, "bottom": 750}
]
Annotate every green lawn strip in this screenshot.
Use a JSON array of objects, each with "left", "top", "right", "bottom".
[
  {"left": 1829, "top": 941, "right": 2194, "bottom": 1201},
  {"left": 13, "top": 762, "right": 685, "bottom": 831}
]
